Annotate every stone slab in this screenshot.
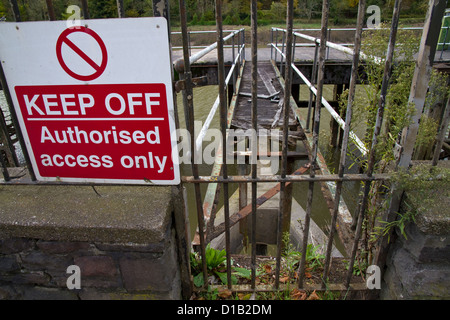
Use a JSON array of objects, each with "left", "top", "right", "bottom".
[{"left": 0, "top": 185, "right": 173, "bottom": 243}]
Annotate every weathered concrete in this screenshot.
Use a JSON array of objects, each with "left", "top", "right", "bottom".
[{"left": 0, "top": 185, "right": 173, "bottom": 243}]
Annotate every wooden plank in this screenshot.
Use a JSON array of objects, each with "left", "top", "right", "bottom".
[
  {"left": 231, "top": 61, "right": 297, "bottom": 130},
  {"left": 258, "top": 66, "right": 278, "bottom": 95}
]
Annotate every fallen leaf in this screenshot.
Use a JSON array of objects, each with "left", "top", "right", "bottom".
[
  {"left": 291, "top": 289, "right": 307, "bottom": 300},
  {"left": 218, "top": 289, "right": 232, "bottom": 299},
  {"left": 307, "top": 290, "right": 320, "bottom": 300},
  {"left": 305, "top": 272, "right": 312, "bottom": 279},
  {"left": 279, "top": 276, "right": 290, "bottom": 283},
  {"left": 238, "top": 293, "right": 252, "bottom": 300},
  {"left": 264, "top": 264, "right": 272, "bottom": 274}
]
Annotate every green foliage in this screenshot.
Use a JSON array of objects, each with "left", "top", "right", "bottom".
[
  {"left": 0, "top": 0, "right": 430, "bottom": 26},
  {"left": 343, "top": 22, "right": 448, "bottom": 169},
  {"left": 372, "top": 164, "right": 450, "bottom": 242},
  {"left": 282, "top": 232, "right": 325, "bottom": 273},
  {"left": 190, "top": 244, "right": 237, "bottom": 287},
  {"left": 232, "top": 266, "right": 262, "bottom": 279},
  {"left": 338, "top": 20, "right": 450, "bottom": 270}
]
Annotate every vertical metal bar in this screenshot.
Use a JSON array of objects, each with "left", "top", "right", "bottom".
[
  {"left": 280, "top": 31, "right": 286, "bottom": 77},
  {"left": 297, "top": 0, "right": 330, "bottom": 289},
  {"left": 439, "top": 27, "right": 448, "bottom": 60},
  {"left": 158, "top": 0, "right": 190, "bottom": 298},
  {"left": 215, "top": 0, "right": 232, "bottom": 289},
  {"left": 0, "top": 102, "right": 18, "bottom": 167},
  {"left": 0, "top": 58, "right": 36, "bottom": 181},
  {"left": 242, "top": 29, "right": 246, "bottom": 62},
  {"left": 322, "top": 0, "right": 366, "bottom": 286},
  {"left": 178, "top": 0, "right": 208, "bottom": 288},
  {"left": 232, "top": 34, "right": 236, "bottom": 94},
  {"left": 80, "top": 0, "right": 90, "bottom": 19},
  {"left": 236, "top": 31, "right": 240, "bottom": 75},
  {"left": 432, "top": 97, "right": 450, "bottom": 166},
  {"left": 326, "top": 27, "right": 330, "bottom": 59},
  {"left": 271, "top": 28, "right": 274, "bottom": 61},
  {"left": 45, "top": 0, "right": 56, "bottom": 21},
  {"left": 345, "top": 0, "right": 402, "bottom": 289},
  {"left": 275, "top": 0, "right": 294, "bottom": 289},
  {"left": 250, "top": 0, "right": 258, "bottom": 290},
  {"left": 292, "top": 33, "right": 297, "bottom": 75},
  {"left": 275, "top": 29, "right": 278, "bottom": 64},
  {"left": 116, "top": 0, "right": 125, "bottom": 18},
  {"left": 188, "top": 31, "right": 191, "bottom": 57},
  {"left": 306, "top": 41, "right": 319, "bottom": 131},
  {"left": 9, "top": 0, "right": 21, "bottom": 22}
]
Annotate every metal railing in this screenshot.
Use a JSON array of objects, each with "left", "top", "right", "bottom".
[{"left": 176, "top": 0, "right": 449, "bottom": 296}]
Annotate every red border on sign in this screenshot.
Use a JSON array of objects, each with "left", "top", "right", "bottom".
[{"left": 56, "top": 26, "right": 108, "bottom": 81}]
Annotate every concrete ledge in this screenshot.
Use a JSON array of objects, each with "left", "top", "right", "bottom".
[{"left": 0, "top": 185, "right": 174, "bottom": 243}]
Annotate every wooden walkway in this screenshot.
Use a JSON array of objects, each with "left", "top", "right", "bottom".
[{"left": 231, "top": 61, "right": 297, "bottom": 131}]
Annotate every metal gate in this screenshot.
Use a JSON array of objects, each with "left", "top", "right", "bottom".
[{"left": 1, "top": 0, "right": 449, "bottom": 300}]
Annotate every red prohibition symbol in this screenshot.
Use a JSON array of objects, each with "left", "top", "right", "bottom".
[{"left": 56, "top": 26, "right": 108, "bottom": 81}]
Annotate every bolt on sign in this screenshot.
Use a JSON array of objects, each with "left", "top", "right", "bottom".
[{"left": 0, "top": 18, "right": 180, "bottom": 185}]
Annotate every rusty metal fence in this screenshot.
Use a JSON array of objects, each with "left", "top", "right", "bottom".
[{"left": 1, "top": 0, "right": 449, "bottom": 299}]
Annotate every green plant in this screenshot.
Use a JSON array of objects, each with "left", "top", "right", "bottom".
[
  {"left": 305, "top": 243, "right": 325, "bottom": 271},
  {"left": 371, "top": 164, "right": 450, "bottom": 243},
  {"left": 190, "top": 244, "right": 237, "bottom": 287},
  {"left": 281, "top": 232, "right": 325, "bottom": 274}
]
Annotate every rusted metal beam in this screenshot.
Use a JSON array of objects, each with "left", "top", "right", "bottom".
[
  {"left": 276, "top": 0, "right": 295, "bottom": 289},
  {"left": 215, "top": 0, "right": 232, "bottom": 289},
  {"left": 8, "top": 0, "right": 21, "bottom": 22},
  {"left": 207, "top": 164, "right": 310, "bottom": 243},
  {"left": 250, "top": 0, "right": 258, "bottom": 290},
  {"left": 45, "top": 0, "right": 56, "bottom": 21},
  {"left": 232, "top": 151, "right": 308, "bottom": 160},
  {"left": 117, "top": 0, "right": 125, "bottom": 18},
  {"left": 346, "top": 0, "right": 403, "bottom": 289},
  {"left": 178, "top": 0, "right": 208, "bottom": 288},
  {"left": 297, "top": 0, "right": 331, "bottom": 289},
  {"left": 322, "top": 0, "right": 366, "bottom": 287},
  {"left": 182, "top": 173, "right": 390, "bottom": 184},
  {"left": 80, "top": 0, "right": 89, "bottom": 19}
]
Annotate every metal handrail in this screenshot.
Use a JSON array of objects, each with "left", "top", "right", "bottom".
[
  {"left": 195, "top": 43, "right": 245, "bottom": 152},
  {"left": 272, "top": 27, "right": 378, "bottom": 63},
  {"left": 270, "top": 42, "right": 368, "bottom": 156},
  {"left": 173, "top": 28, "right": 244, "bottom": 71}
]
